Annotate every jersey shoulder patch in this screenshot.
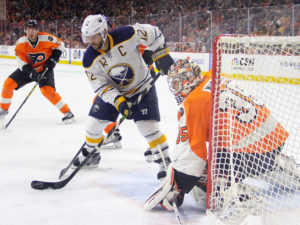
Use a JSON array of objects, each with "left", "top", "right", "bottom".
[
  {"left": 109, "top": 26, "right": 135, "bottom": 46},
  {"left": 83, "top": 45, "right": 101, "bottom": 68}
]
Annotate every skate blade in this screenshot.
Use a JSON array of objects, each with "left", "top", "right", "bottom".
[
  {"left": 63, "top": 118, "right": 75, "bottom": 125},
  {"left": 71, "top": 164, "right": 99, "bottom": 170},
  {"left": 100, "top": 143, "right": 122, "bottom": 150}
]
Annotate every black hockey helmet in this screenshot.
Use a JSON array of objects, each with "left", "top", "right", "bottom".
[{"left": 25, "top": 19, "right": 38, "bottom": 29}]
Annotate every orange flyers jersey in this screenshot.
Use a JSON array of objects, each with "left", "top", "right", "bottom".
[
  {"left": 172, "top": 72, "right": 211, "bottom": 178},
  {"left": 15, "top": 32, "right": 65, "bottom": 72},
  {"left": 172, "top": 70, "right": 289, "bottom": 178}
]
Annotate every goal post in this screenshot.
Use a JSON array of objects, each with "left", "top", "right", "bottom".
[{"left": 207, "top": 35, "right": 300, "bottom": 225}]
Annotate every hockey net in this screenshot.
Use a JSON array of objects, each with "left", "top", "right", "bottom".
[{"left": 207, "top": 35, "right": 300, "bottom": 225}]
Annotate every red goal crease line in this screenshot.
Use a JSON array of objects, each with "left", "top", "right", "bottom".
[{"left": 222, "top": 73, "right": 300, "bottom": 85}]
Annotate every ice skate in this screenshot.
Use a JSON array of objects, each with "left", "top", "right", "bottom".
[
  {"left": 144, "top": 147, "right": 154, "bottom": 162},
  {"left": 144, "top": 146, "right": 171, "bottom": 180},
  {"left": 155, "top": 157, "right": 171, "bottom": 180},
  {"left": 62, "top": 111, "right": 75, "bottom": 124},
  {"left": 101, "top": 128, "right": 122, "bottom": 149},
  {"left": 0, "top": 108, "right": 8, "bottom": 120},
  {"left": 72, "top": 148, "right": 101, "bottom": 168}
]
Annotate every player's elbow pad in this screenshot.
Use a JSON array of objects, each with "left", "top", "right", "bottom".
[{"left": 142, "top": 49, "right": 154, "bottom": 66}]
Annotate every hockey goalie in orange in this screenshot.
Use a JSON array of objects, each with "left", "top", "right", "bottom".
[{"left": 144, "top": 57, "right": 289, "bottom": 211}]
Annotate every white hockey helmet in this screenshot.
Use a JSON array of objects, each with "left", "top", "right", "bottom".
[
  {"left": 167, "top": 58, "right": 202, "bottom": 104},
  {"left": 81, "top": 14, "right": 108, "bottom": 44}
]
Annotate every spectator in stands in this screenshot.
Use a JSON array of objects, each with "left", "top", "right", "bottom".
[
  {"left": 2, "top": 0, "right": 300, "bottom": 49},
  {"left": 174, "top": 43, "right": 182, "bottom": 52},
  {"left": 195, "top": 41, "right": 206, "bottom": 53},
  {"left": 183, "top": 42, "right": 194, "bottom": 52}
]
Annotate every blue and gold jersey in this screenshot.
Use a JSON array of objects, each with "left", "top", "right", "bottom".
[{"left": 83, "top": 23, "right": 165, "bottom": 105}]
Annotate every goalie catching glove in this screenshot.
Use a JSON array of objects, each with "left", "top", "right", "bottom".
[
  {"left": 152, "top": 45, "right": 174, "bottom": 75},
  {"left": 114, "top": 95, "right": 132, "bottom": 117}
]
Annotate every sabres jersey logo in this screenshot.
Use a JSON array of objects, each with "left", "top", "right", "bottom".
[{"left": 107, "top": 64, "right": 135, "bottom": 87}]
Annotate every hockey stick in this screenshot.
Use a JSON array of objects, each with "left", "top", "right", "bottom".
[
  {"left": 173, "top": 201, "right": 184, "bottom": 225},
  {"left": 58, "top": 126, "right": 121, "bottom": 178},
  {"left": 31, "top": 72, "right": 161, "bottom": 190},
  {"left": 145, "top": 147, "right": 184, "bottom": 224},
  {"left": 2, "top": 68, "right": 48, "bottom": 130},
  {"left": 58, "top": 142, "right": 86, "bottom": 179}
]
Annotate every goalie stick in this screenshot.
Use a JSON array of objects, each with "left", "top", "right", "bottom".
[
  {"left": 1, "top": 68, "right": 48, "bottom": 130},
  {"left": 173, "top": 201, "right": 184, "bottom": 225},
  {"left": 31, "top": 72, "right": 161, "bottom": 190}
]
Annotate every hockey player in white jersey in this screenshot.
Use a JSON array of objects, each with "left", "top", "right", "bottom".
[{"left": 73, "top": 14, "right": 174, "bottom": 180}]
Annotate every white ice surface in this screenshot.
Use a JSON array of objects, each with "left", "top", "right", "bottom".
[{"left": 0, "top": 59, "right": 213, "bottom": 225}]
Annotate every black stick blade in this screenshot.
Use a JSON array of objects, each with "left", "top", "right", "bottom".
[
  {"left": 31, "top": 181, "right": 52, "bottom": 190},
  {"left": 31, "top": 180, "right": 67, "bottom": 190}
]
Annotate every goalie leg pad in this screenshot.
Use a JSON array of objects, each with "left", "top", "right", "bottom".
[
  {"left": 190, "top": 183, "right": 207, "bottom": 206},
  {"left": 144, "top": 166, "right": 181, "bottom": 211},
  {"left": 190, "top": 168, "right": 208, "bottom": 206}
]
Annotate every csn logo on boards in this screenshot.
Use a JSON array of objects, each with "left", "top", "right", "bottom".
[{"left": 231, "top": 57, "right": 255, "bottom": 71}]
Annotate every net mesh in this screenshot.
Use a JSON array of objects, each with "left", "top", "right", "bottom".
[{"left": 207, "top": 36, "right": 300, "bottom": 225}]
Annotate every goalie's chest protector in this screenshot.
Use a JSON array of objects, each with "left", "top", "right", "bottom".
[{"left": 86, "top": 26, "right": 149, "bottom": 91}]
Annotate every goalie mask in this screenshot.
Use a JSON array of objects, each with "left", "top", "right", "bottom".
[
  {"left": 167, "top": 58, "right": 202, "bottom": 104},
  {"left": 81, "top": 14, "right": 108, "bottom": 47}
]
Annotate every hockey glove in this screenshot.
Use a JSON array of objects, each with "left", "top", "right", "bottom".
[
  {"left": 44, "top": 57, "right": 58, "bottom": 70},
  {"left": 114, "top": 95, "right": 132, "bottom": 117},
  {"left": 152, "top": 45, "right": 174, "bottom": 75},
  {"left": 44, "top": 49, "right": 62, "bottom": 70},
  {"left": 28, "top": 70, "right": 45, "bottom": 82}
]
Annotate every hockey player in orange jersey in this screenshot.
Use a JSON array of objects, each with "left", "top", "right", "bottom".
[
  {"left": 0, "top": 19, "right": 74, "bottom": 123},
  {"left": 144, "top": 58, "right": 289, "bottom": 211}
]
